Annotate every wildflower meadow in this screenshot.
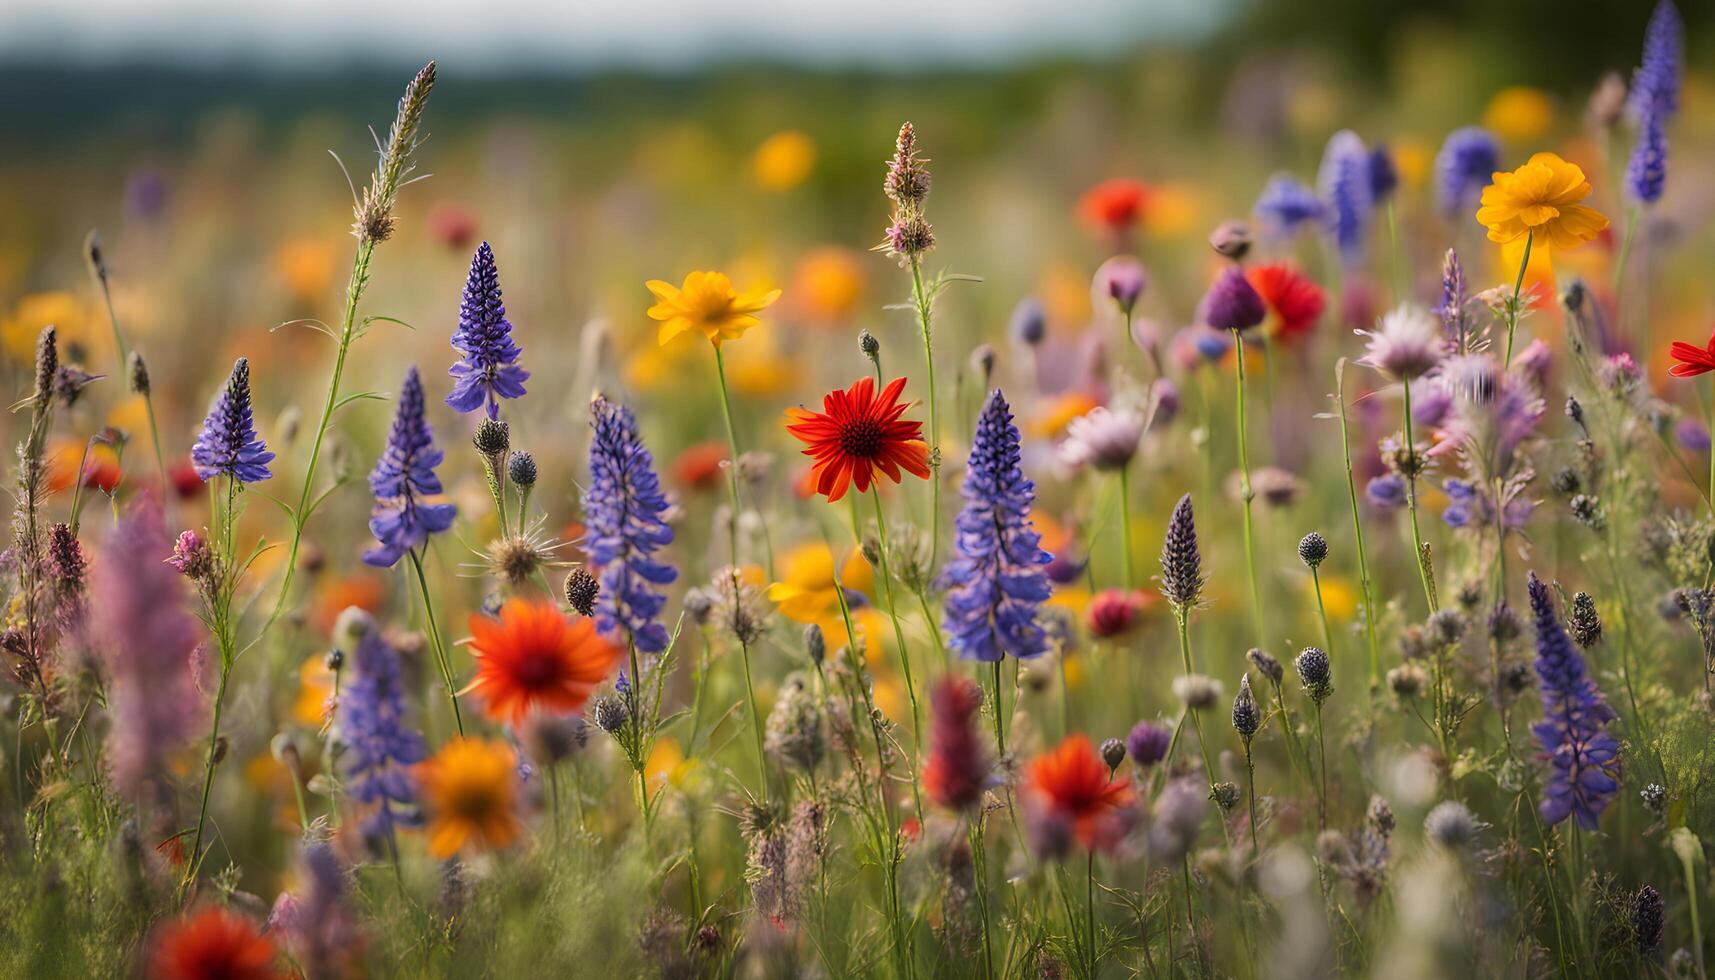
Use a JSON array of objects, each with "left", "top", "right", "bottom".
[{"left": 7, "top": 2, "right": 1715, "bottom": 976}]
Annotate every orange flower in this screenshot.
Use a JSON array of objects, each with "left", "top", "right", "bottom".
[
  {"left": 149, "top": 907, "right": 285, "bottom": 980},
  {"left": 1025, "top": 734, "right": 1136, "bottom": 851},
  {"left": 1079, "top": 178, "right": 1151, "bottom": 236},
  {"left": 418, "top": 737, "right": 523, "bottom": 857},
  {"left": 462, "top": 600, "right": 622, "bottom": 724},
  {"left": 785, "top": 376, "right": 930, "bottom": 502},
  {"left": 645, "top": 270, "right": 781, "bottom": 347},
  {"left": 1246, "top": 263, "right": 1325, "bottom": 343}
]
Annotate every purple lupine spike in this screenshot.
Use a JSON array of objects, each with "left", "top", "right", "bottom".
[
  {"left": 446, "top": 241, "right": 529, "bottom": 419},
  {"left": 87, "top": 501, "right": 206, "bottom": 806},
  {"left": 1630, "top": 0, "right": 1682, "bottom": 122},
  {"left": 1527, "top": 572, "right": 1621, "bottom": 830},
  {"left": 1434, "top": 127, "right": 1500, "bottom": 218},
  {"left": 584, "top": 396, "right": 676, "bottom": 653},
  {"left": 1253, "top": 173, "right": 1325, "bottom": 237},
  {"left": 1318, "top": 130, "right": 1373, "bottom": 268},
  {"left": 342, "top": 616, "right": 427, "bottom": 844},
  {"left": 1367, "top": 143, "right": 1399, "bottom": 203},
  {"left": 190, "top": 356, "right": 274, "bottom": 484},
  {"left": 941, "top": 389, "right": 1053, "bottom": 662},
  {"left": 364, "top": 366, "right": 457, "bottom": 568}
]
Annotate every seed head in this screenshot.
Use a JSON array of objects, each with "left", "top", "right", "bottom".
[
  {"left": 592, "top": 694, "right": 629, "bottom": 734},
  {"left": 803, "top": 624, "right": 826, "bottom": 666},
  {"left": 1231, "top": 673, "right": 1261, "bottom": 740},
  {"left": 1424, "top": 800, "right": 1486, "bottom": 849},
  {"left": 1295, "top": 647, "right": 1333, "bottom": 704},
  {"left": 1633, "top": 884, "right": 1666, "bottom": 953},
  {"left": 33, "top": 326, "right": 58, "bottom": 406},
  {"left": 1209, "top": 781, "right": 1240, "bottom": 812},
  {"left": 859, "top": 329, "right": 881, "bottom": 362},
  {"left": 1100, "top": 737, "right": 1127, "bottom": 773},
  {"left": 1173, "top": 673, "right": 1223, "bottom": 711},
  {"left": 563, "top": 568, "right": 599, "bottom": 617},
  {"left": 507, "top": 450, "right": 537, "bottom": 488},
  {"left": 1298, "top": 531, "right": 1328, "bottom": 568},
  {"left": 1159, "top": 493, "right": 1204, "bottom": 611},
  {"left": 1246, "top": 648, "right": 1283, "bottom": 685},
  {"left": 127, "top": 351, "right": 150, "bottom": 396},
  {"left": 1387, "top": 664, "right": 1428, "bottom": 698},
  {"left": 1569, "top": 591, "right": 1602, "bottom": 648},
  {"left": 473, "top": 418, "right": 510, "bottom": 459}
]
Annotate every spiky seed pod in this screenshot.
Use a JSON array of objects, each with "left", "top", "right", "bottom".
[
  {"left": 1159, "top": 493, "right": 1203, "bottom": 612},
  {"left": 473, "top": 418, "right": 510, "bottom": 460},
  {"left": 127, "top": 351, "right": 150, "bottom": 396},
  {"left": 1210, "top": 781, "right": 1240, "bottom": 812},
  {"left": 1295, "top": 647, "right": 1333, "bottom": 704},
  {"left": 563, "top": 568, "right": 599, "bottom": 617},
  {"left": 1424, "top": 800, "right": 1486, "bottom": 849},
  {"left": 1232, "top": 673, "right": 1261, "bottom": 741},
  {"left": 591, "top": 694, "right": 629, "bottom": 734},
  {"left": 1569, "top": 591, "right": 1603, "bottom": 649},
  {"left": 859, "top": 329, "right": 880, "bottom": 361},
  {"left": 507, "top": 451, "right": 537, "bottom": 488},
  {"left": 1298, "top": 531, "right": 1328, "bottom": 568},
  {"left": 1246, "top": 648, "right": 1284, "bottom": 686}
]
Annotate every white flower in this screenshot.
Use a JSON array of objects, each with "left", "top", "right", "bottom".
[
  {"left": 1359, "top": 304, "right": 1445, "bottom": 381},
  {"left": 1058, "top": 405, "right": 1145, "bottom": 471}
]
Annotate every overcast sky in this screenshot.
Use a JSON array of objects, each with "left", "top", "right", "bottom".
[{"left": 0, "top": 0, "right": 1234, "bottom": 71}]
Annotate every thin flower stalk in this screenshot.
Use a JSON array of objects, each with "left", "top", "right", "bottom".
[
  {"left": 1335, "top": 360, "right": 1383, "bottom": 690},
  {"left": 1233, "top": 331, "right": 1265, "bottom": 644}
]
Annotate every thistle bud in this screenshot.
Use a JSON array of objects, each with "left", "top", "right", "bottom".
[
  {"left": 1100, "top": 737, "right": 1127, "bottom": 773},
  {"left": 1297, "top": 531, "right": 1328, "bottom": 568},
  {"left": 1295, "top": 647, "right": 1333, "bottom": 704},
  {"left": 1246, "top": 648, "right": 1283, "bottom": 685},
  {"left": 564, "top": 568, "right": 599, "bottom": 617},
  {"left": 507, "top": 451, "right": 537, "bottom": 488},
  {"left": 804, "top": 624, "right": 826, "bottom": 666},
  {"left": 474, "top": 417, "right": 510, "bottom": 459},
  {"left": 1231, "top": 673, "right": 1260, "bottom": 741},
  {"left": 1569, "top": 591, "right": 1602, "bottom": 649}
]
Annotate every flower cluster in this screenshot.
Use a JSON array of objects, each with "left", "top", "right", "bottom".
[{"left": 1527, "top": 572, "right": 1621, "bottom": 829}]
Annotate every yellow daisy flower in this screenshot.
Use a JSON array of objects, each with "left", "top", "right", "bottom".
[
  {"left": 417, "top": 737, "right": 523, "bottom": 858},
  {"left": 645, "top": 271, "right": 781, "bottom": 347},
  {"left": 1475, "top": 152, "right": 1609, "bottom": 250}
]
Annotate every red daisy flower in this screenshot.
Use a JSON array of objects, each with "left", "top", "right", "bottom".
[
  {"left": 149, "top": 907, "right": 285, "bottom": 980},
  {"left": 1079, "top": 178, "right": 1151, "bottom": 236},
  {"left": 1670, "top": 329, "right": 1715, "bottom": 378},
  {"left": 1024, "top": 734, "right": 1136, "bottom": 851},
  {"left": 1246, "top": 262, "right": 1326, "bottom": 343},
  {"left": 785, "top": 376, "right": 930, "bottom": 502},
  {"left": 461, "top": 599, "right": 624, "bottom": 724}
]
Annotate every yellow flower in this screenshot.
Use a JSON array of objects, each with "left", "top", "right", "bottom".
[
  {"left": 418, "top": 737, "right": 523, "bottom": 858},
  {"left": 3, "top": 291, "right": 95, "bottom": 363},
  {"left": 292, "top": 655, "right": 336, "bottom": 727},
  {"left": 1476, "top": 153, "right": 1608, "bottom": 250},
  {"left": 645, "top": 271, "right": 781, "bottom": 347},
  {"left": 792, "top": 246, "right": 865, "bottom": 321},
  {"left": 753, "top": 130, "right": 816, "bottom": 191},
  {"left": 765, "top": 542, "right": 884, "bottom": 655},
  {"left": 1482, "top": 87, "right": 1556, "bottom": 143}
]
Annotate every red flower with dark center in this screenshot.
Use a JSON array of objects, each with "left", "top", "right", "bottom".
[
  {"left": 461, "top": 599, "right": 624, "bottom": 724},
  {"left": 1247, "top": 263, "right": 1325, "bottom": 343},
  {"left": 1025, "top": 734, "right": 1136, "bottom": 850},
  {"left": 785, "top": 376, "right": 930, "bottom": 502},
  {"left": 1079, "top": 178, "right": 1151, "bottom": 236},
  {"left": 1670, "top": 328, "right": 1715, "bottom": 378},
  {"left": 922, "top": 676, "right": 993, "bottom": 811},
  {"left": 149, "top": 907, "right": 286, "bottom": 980}
]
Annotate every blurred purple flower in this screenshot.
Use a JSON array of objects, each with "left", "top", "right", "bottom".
[{"left": 1435, "top": 127, "right": 1501, "bottom": 218}]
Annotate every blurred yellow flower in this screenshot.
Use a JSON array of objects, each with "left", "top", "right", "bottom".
[
  {"left": 753, "top": 130, "right": 817, "bottom": 191},
  {"left": 418, "top": 737, "right": 522, "bottom": 858},
  {"left": 1306, "top": 574, "right": 1357, "bottom": 621},
  {"left": 1482, "top": 87, "right": 1556, "bottom": 143},
  {"left": 292, "top": 654, "right": 336, "bottom": 727},
  {"left": 792, "top": 246, "right": 866, "bottom": 321},
  {"left": 1477, "top": 152, "right": 1608, "bottom": 250},
  {"left": 725, "top": 332, "right": 801, "bottom": 397},
  {"left": 765, "top": 542, "right": 883, "bottom": 655},
  {"left": 1391, "top": 138, "right": 1434, "bottom": 189},
  {"left": 645, "top": 271, "right": 781, "bottom": 347},
  {"left": 646, "top": 738, "right": 691, "bottom": 788},
  {"left": 3, "top": 291, "right": 95, "bottom": 363},
  {"left": 1142, "top": 181, "right": 1201, "bottom": 237},
  {"left": 273, "top": 236, "right": 340, "bottom": 303}
]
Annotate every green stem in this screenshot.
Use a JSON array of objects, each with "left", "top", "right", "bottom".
[
  {"left": 1502, "top": 232, "right": 1533, "bottom": 369},
  {"left": 1117, "top": 464, "right": 1136, "bottom": 590},
  {"left": 869, "top": 487, "right": 925, "bottom": 820},
  {"left": 1310, "top": 567, "right": 1336, "bottom": 659},
  {"left": 1335, "top": 363, "right": 1382, "bottom": 692},
  {"left": 908, "top": 255, "right": 942, "bottom": 571},
  {"left": 260, "top": 238, "right": 377, "bottom": 645},
  {"left": 407, "top": 548, "right": 464, "bottom": 736},
  {"left": 1401, "top": 379, "right": 1437, "bottom": 614},
  {"left": 1313, "top": 701, "right": 1328, "bottom": 831},
  {"left": 738, "top": 631, "right": 770, "bottom": 804},
  {"left": 713, "top": 345, "right": 770, "bottom": 575},
  {"left": 1233, "top": 331, "right": 1264, "bottom": 646},
  {"left": 990, "top": 659, "right": 1007, "bottom": 760}
]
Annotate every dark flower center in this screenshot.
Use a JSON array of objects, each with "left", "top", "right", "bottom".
[
  {"left": 839, "top": 418, "right": 884, "bottom": 459},
  {"left": 510, "top": 644, "right": 563, "bottom": 689}
]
